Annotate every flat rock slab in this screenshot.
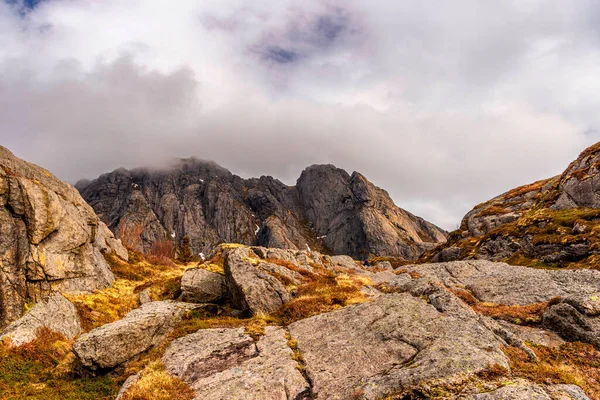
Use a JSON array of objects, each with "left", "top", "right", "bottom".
[
  {"left": 288, "top": 293, "right": 509, "bottom": 399},
  {"left": 376, "top": 260, "right": 600, "bottom": 305},
  {"left": 0, "top": 292, "right": 81, "bottom": 346},
  {"left": 73, "top": 301, "right": 199, "bottom": 370},
  {"left": 162, "top": 326, "right": 309, "bottom": 400}
]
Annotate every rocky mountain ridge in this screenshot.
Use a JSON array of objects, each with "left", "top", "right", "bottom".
[
  {"left": 427, "top": 141, "right": 600, "bottom": 268},
  {"left": 76, "top": 159, "right": 447, "bottom": 260}
]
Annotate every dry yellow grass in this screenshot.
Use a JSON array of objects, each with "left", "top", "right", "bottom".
[
  {"left": 119, "top": 361, "right": 194, "bottom": 400},
  {"left": 65, "top": 253, "right": 188, "bottom": 331}
]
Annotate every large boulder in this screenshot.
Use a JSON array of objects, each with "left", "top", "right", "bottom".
[
  {"left": 224, "top": 247, "right": 292, "bottom": 315},
  {"left": 161, "top": 326, "right": 310, "bottom": 399},
  {"left": 288, "top": 292, "right": 509, "bottom": 399},
  {"left": 180, "top": 268, "right": 225, "bottom": 303},
  {"left": 0, "top": 292, "right": 81, "bottom": 346},
  {"left": 77, "top": 159, "right": 446, "bottom": 259},
  {"left": 73, "top": 301, "right": 200, "bottom": 370},
  {"left": 0, "top": 146, "right": 127, "bottom": 329}
]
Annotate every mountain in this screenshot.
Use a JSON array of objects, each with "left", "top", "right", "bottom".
[
  {"left": 76, "top": 160, "right": 447, "bottom": 260},
  {"left": 0, "top": 146, "right": 127, "bottom": 328},
  {"left": 426, "top": 141, "right": 600, "bottom": 268}
]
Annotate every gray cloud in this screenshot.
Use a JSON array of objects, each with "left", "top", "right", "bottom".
[{"left": 1, "top": 0, "right": 599, "bottom": 230}]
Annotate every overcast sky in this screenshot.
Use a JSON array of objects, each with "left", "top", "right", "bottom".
[{"left": 1, "top": 0, "right": 600, "bottom": 230}]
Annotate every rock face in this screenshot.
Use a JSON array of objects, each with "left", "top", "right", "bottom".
[
  {"left": 72, "top": 301, "right": 200, "bottom": 370},
  {"left": 427, "top": 141, "right": 600, "bottom": 268},
  {"left": 77, "top": 160, "right": 446, "bottom": 259},
  {"left": 161, "top": 326, "right": 310, "bottom": 400},
  {"left": 0, "top": 293, "right": 81, "bottom": 346},
  {"left": 0, "top": 146, "right": 127, "bottom": 329}
]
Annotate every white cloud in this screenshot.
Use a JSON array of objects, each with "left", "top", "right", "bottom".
[{"left": 0, "top": 0, "right": 599, "bottom": 230}]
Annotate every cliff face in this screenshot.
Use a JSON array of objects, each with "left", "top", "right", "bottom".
[
  {"left": 77, "top": 161, "right": 447, "bottom": 260},
  {"left": 0, "top": 146, "right": 127, "bottom": 328},
  {"left": 426, "top": 141, "right": 600, "bottom": 268}
]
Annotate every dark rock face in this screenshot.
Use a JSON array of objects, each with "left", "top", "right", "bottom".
[
  {"left": 0, "top": 146, "right": 127, "bottom": 329},
  {"left": 426, "top": 141, "right": 600, "bottom": 268},
  {"left": 77, "top": 160, "right": 447, "bottom": 259}
]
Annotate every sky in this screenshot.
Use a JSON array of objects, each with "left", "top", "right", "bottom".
[{"left": 1, "top": 0, "right": 600, "bottom": 231}]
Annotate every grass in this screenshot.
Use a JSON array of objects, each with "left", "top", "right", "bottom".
[
  {"left": 119, "top": 361, "right": 195, "bottom": 400},
  {"left": 505, "top": 342, "right": 600, "bottom": 399},
  {"left": 0, "top": 328, "right": 120, "bottom": 400},
  {"left": 450, "top": 288, "right": 560, "bottom": 325},
  {"left": 65, "top": 253, "right": 190, "bottom": 331},
  {"left": 273, "top": 270, "right": 371, "bottom": 325}
]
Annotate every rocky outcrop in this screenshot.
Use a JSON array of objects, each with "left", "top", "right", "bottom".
[
  {"left": 427, "top": 141, "right": 600, "bottom": 268},
  {"left": 180, "top": 268, "right": 225, "bottom": 303},
  {"left": 0, "top": 292, "right": 81, "bottom": 346},
  {"left": 161, "top": 326, "right": 310, "bottom": 399},
  {"left": 0, "top": 146, "right": 127, "bottom": 329},
  {"left": 72, "top": 301, "right": 201, "bottom": 370},
  {"left": 77, "top": 160, "right": 446, "bottom": 259}
]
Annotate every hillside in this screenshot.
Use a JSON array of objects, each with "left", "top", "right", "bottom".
[
  {"left": 76, "top": 160, "right": 447, "bottom": 260},
  {"left": 426, "top": 141, "right": 600, "bottom": 269}
]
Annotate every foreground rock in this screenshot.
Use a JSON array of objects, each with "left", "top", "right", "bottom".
[
  {"left": 0, "top": 293, "right": 81, "bottom": 346},
  {"left": 427, "top": 141, "right": 600, "bottom": 269},
  {"left": 0, "top": 146, "right": 127, "bottom": 328},
  {"left": 288, "top": 292, "right": 509, "bottom": 399},
  {"left": 77, "top": 159, "right": 446, "bottom": 259},
  {"left": 160, "top": 326, "right": 309, "bottom": 399},
  {"left": 73, "top": 301, "right": 200, "bottom": 370}
]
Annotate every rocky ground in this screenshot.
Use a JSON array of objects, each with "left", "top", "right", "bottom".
[{"left": 2, "top": 243, "right": 600, "bottom": 400}]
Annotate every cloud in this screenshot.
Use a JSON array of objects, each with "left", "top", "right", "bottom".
[{"left": 0, "top": 0, "right": 599, "bottom": 230}]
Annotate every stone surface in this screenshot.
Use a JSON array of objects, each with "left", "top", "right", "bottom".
[
  {"left": 180, "top": 268, "right": 225, "bottom": 303},
  {"left": 288, "top": 293, "right": 509, "bottom": 399},
  {"left": 0, "top": 146, "right": 127, "bottom": 328},
  {"left": 73, "top": 301, "right": 199, "bottom": 370},
  {"left": 162, "top": 326, "right": 310, "bottom": 400},
  {"left": 542, "top": 303, "right": 600, "bottom": 348},
  {"left": 77, "top": 160, "right": 446, "bottom": 259},
  {"left": 0, "top": 293, "right": 81, "bottom": 346}
]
